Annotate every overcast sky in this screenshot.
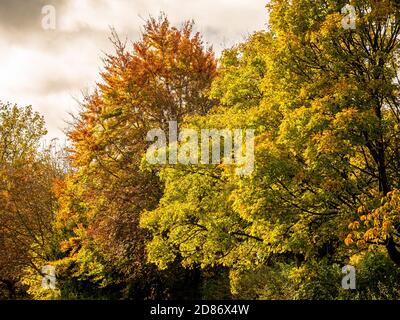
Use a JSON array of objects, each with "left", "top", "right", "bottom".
[{"left": 0, "top": 0, "right": 268, "bottom": 142}]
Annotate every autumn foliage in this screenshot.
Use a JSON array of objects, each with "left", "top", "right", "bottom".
[{"left": 3, "top": 3, "right": 400, "bottom": 300}]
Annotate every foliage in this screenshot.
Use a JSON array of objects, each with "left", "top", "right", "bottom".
[
  {"left": 141, "top": 0, "right": 400, "bottom": 300},
  {"left": 0, "top": 102, "right": 62, "bottom": 299},
  {"left": 4, "top": 2, "right": 400, "bottom": 300},
  {"left": 52, "top": 14, "right": 218, "bottom": 299}
]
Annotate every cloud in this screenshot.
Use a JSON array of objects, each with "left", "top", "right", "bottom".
[
  {"left": 0, "top": 0, "right": 69, "bottom": 32},
  {"left": 0, "top": 0, "right": 268, "bottom": 140}
]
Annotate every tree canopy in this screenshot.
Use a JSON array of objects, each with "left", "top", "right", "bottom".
[{"left": 3, "top": 2, "right": 400, "bottom": 300}]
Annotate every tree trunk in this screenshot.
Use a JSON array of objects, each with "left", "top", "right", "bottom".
[{"left": 386, "top": 237, "right": 400, "bottom": 266}]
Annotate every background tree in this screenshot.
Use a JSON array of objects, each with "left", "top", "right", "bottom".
[{"left": 0, "top": 102, "right": 61, "bottom": 299}]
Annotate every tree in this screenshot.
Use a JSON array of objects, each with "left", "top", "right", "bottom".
[
  {"left": 141, "top": 0, "right": 400, "bottom": 298},
  {"left": 0, "top": 102, "right": 61, "bottom": 299},
  {"left": 53, "top": 14, "right": 217, "bottom": 299},
  {"left": 266, "top": 0, "right": 400, "bottom": 264}
]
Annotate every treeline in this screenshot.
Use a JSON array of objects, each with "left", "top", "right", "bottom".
[{"left": 2, "top": 0, "right": 400, "bottom": 300}]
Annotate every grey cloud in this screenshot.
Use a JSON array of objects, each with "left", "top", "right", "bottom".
[
  {"left": 0, "top": 0, "right": 267, "bottom": 141},
  {"left": 0, "top": 0, "right": 68, "bottom": 31}
]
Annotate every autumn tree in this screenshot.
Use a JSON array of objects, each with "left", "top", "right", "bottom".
[
  {"left": 53, "top": 15, "right": 217, "bottom": 299},
  {"left": 266, "top": 0, "right": 400, "bottom": 264},
  {"left": 0, "top": 102, "right": 61, "bottom": 299},
  {"left": 141, "top": 0, "right": 400, "bottom": 298}
]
